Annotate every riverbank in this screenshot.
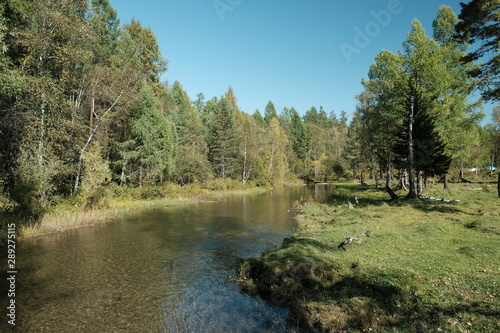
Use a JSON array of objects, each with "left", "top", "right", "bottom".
[
  {"left": 238, "top": 182, "right": 499, "bottom": 332},
  {"left": 4, "top": 180, "right": 282, "bottom": 239}
]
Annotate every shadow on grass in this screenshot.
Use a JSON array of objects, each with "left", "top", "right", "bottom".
[
  {"left": 240, "top": 243, "right": 443, "bottom": 332},
  {"left": 325, "top": 184, "right": 391, "bottom": 207},
  {"left": 239, "top": 229, "right": 499, "bottom": 332},
  {"left": 405, "top": 199, "right": 474, "bottom": 215},
  {"left": 326, "top": 183, "right": 478, "bottom": 216}
]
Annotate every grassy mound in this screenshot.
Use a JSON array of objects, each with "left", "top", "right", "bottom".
[{"left": 239, "top": 182, "right": 499, "bottom": 332}]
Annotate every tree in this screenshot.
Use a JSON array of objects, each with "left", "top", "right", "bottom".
[
  {"left": 208, "top": 97, "right": 239, "bottom": 178},
  {"left": 80, "top": 143, "right": 111, "bottom": 208},
  {"left": 433, "top": 6, "right": 483, "bottom": 188},
  {"left": 130, "top": 83, "right": 176, "bottom": 184},
  {"left": 236, "top": 112, "right": 265, "bottom": 183},
  {"left": 361, "top": 50, "right": 406, "bottom": 188},
  {"left": 360, "top": 11, "right": 481, "bottom": 198},
  {"left": 345, "top": 111, "right": 367, "bottom": 183},
  {"left": 252, "top": 109, "right": 266, "bottom": 128},
  {"left": 265, "top": 118, "right": 290, "bottom": 183},
  {"left": 264, "top": 100, "right": 278, "bottom": 124},
  {"left": 169, "top": 81, "right": 212, "bottom": 184},
  {"left": 496, "top": 107, "right": 500, "bottom": 197},
  {"left": 12, "top": 0, "right": 94, "bottom": 200},
  {"left": 121, "top": 19, "right": 168, "bottom": 85},
  {"left": 456, "top": 0, "right": 500, "bottom": 101},
  {"left": 289, "top": 108, "right": 310, "bottom": 160},
  {"left": 87, "top": 0, "right": 120, "bottom": 65}
]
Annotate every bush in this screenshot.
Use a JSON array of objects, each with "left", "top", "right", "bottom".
[
  {"left": 202, "top": 178, "right": 244, "bottom": 191},
  {"left": 80, "top": 144, "right": 111, "bottom": 209}
]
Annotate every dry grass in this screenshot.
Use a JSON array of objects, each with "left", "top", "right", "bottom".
[{"left": 15, "top": 183, "right": 269, "bottom": 238}]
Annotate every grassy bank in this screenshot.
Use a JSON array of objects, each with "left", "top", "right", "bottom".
[
  {"left": 2, "top": 179, "right": 273, "bottom": 239},
  {"left": 239, "top": 182, "right": 499, "bottom": 332}
]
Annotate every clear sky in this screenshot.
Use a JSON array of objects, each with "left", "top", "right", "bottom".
[{"left": 110, "top": 0, "right": 495, "bottom": 124}]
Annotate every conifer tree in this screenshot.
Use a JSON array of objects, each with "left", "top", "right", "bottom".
[
  {"left": 208, "top": 97, "right": 239, "bottom": 178},
  {"left": 169, "top": 80, "right": 212, "bottom": 184},
  {"left": 130, "top": 83, "right": 176, "bottom": 184},
  {"left": 264, "top": 100, "right": 278, "bottom": 124}
]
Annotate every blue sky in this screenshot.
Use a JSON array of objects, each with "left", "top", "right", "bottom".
[{"left": 110, "top": 0, "right": 495, "bottom": 124}]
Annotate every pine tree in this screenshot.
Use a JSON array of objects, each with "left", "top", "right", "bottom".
[
  {"left": 130, "top": 83, "right": 176, "bottom": 184},
  {"left": 208, "top": 97, "right": 239, "bottom": 178},
  {"left": 456, "top": 0, "right": 500, "bottom": 101},
  {"left": 169, "top": 80, "right": 212, "bottom": 184},
  {"left": 264, "top": 100, "right": 278, "bottom": 124}
]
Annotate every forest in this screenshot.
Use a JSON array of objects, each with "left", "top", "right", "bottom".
[{"left": 0, "top": 0, "right": 499, "bottom": 226}]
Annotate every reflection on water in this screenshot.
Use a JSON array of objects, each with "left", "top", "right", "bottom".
[{"left": 2, "top": 185, "right": 332, "bottom": 332}]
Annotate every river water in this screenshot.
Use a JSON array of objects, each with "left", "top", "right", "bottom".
[{"left": 2, "top": 185, "right": 332, "bottom": 332}]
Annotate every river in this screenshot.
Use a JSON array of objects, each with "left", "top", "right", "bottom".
[{"left": 2, "top": 184, "right": 332, "bottom": 332}]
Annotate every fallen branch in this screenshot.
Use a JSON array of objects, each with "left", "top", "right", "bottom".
[
  {"left": 385, "top": 185, "right": 399, "bottom": 201},
  {"left": 338, "top": 237, "right": 360, "bottom": 251},
  {"left": 419, "top": 196, "right": 460, "bottom": 203}
]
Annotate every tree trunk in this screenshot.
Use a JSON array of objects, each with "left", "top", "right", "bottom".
[
  {"left": 373, "top": 159, "right": 379, "bottom": 189},
  {"left": 139, "top": 166, "right": 143, "bottom": 187},
  {"left": 417, "top": 171, "right": 423, "bottom": 197},
  {"left": 386, "top": 185, "right": 399, "bottom": 201},
  {"left": 497, "top": 172, "right": 499, "bottom": 198},
  {"left": 407, "top": 97, "right": 417, "bottom": 199},
  {"left": 74, "top": 84, "right": 130, "bottom": 194},
  {"left": 385, "top": 161, "right": 392, "bottom": 188},
  {"left": 120, "top": 161, "right": 127, "bottom": 186},
  {"left": 444, "top": 173, "right": 449, "bottom": 190},
  {"left": 400, "top": 169, "right": 409, "bottom": 191},
  {"left": 90, "top": 93, "right": 95, "bottom": 135}
]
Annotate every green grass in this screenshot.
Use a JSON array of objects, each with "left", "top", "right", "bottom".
[{"left": 239, "top": 182, "right": 499, "bottom": 332}]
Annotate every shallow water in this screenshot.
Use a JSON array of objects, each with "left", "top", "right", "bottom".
[{"left": 1, "top": 185, "right": 333, "bottom": 332}]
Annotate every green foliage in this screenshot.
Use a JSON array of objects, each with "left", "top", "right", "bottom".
[
  {"left": 207, "top": 96, "right": 240, "bottom": 178},
  {"left": 456, "top": 0, "right": 500, "bottom": 101},
  {"left": 169, "top": 80, "right": 212, "bottom": 184},
  {"left": 263, "top": 100, "right": 278, "bottom": 124},
  {"left": 131, "top": 83, "right": 177, "bottom": 183},
  {"left": 88, "top": 0, "right": 120, "bottom": 65},
  {"left": 289, "top": 108, "right": 310, "bottom": 160},
  {"left": 1, "top": 0, "right": 497, "bottom": 227},
  {"left": 357, "top": 8, "right": 483, "bottom": 195},
  {"left": 122, "top": 19, "right": 168, "bottom": 83},
  {"left": 81, "top": 143, "right": 111, "bottom": 208},
  {"left": 10, "top": 147, "right": 60, "bottom": 220},
  {"left": 252, "top": 109, "right": 266, "bottom": 127},
  {"left": 266, "top": 118, "right": 290, "bottom": 184}
]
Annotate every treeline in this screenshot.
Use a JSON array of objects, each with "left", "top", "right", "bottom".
[
  {"left": 0, "top": 0, "right": 351, "bottom": 220},
  {"left": 0, "top": 1, "right": 498, "bottom": 221},
  {"left": 348, "top": 3, "right": 500, "bottom": 198}
]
